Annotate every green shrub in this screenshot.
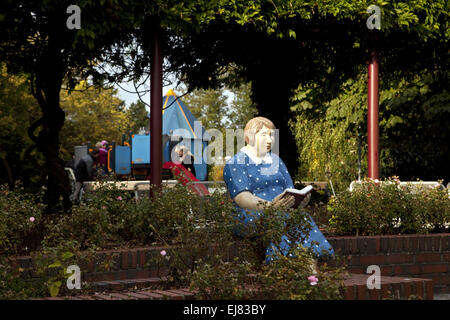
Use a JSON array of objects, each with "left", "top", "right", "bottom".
[
  {"left": 152, "top": 199, "right": 344, "bottom": 299},
  {"left": 43, "top": 205, "right": 124, "bottom": 250},
  {"left": 32, "top": 240, "right": 88, "bottom": 297},
  {"left": 123, "top": 184, "right": 197, "bottom": 245},
  {"left": 0, "top": 255, "right": 46, "bottom": 299},
  {"left": 43, "top": 180, "right": 139, "bottom": 249},
  {"left": 254, "top": 248, "right": 344, "bottom": 300},
  {"left": 328, "top": 178, "right": 450, "bottom": 235},
  {"left": 410, "top": 186, "right": 450, "bottom": 233},
  {"left": 146, "top": 185, "right": 239, "bottom": 287},
  {"left": 0, "top": 184, "right": 44, "bottom": 255},
  {"left": 2, "top": 181, "right": 345, "bottom": 300},
  {"left": 190, "top": 248, "right": 345, "bottom": 300}
]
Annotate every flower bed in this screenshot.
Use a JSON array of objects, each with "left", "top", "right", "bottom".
[
  {"left": 326, "top": 178, "right": 449, "bottom": 236},
  {"left": 1, "top": 183, "right": 345, "bottom": 299},
  {"left": 7, "top": 241, "right": 438, "bottom": 299},
  {"left": 1, "top": 178, "right": 449, "bottom": 299}
]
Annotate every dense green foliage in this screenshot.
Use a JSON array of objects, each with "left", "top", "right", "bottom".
[
  {"left": 183, "top": 88, "right": 230, "bottom": 129},
  {"left": 328, "top": 178, "right": 450, "bottom": 236},
  {"left": 0, "top": 184, "right": 44, "bottom": 255},
  {"left": 191, "top": 248, "right": 344, "bottom": 300},
  {"left": 1, "top": 1, "right": 449, "bottom": 202},
  {"left": 125, "top": 100, "right": 150, "bottom": 134},
  {"left": 0, "top": 0, "right": 139, "bottom": 211},
  {"left": 164, "top": 1, "right": 448, "bottom": 176},
  {"left": 59, "top": 81, "right": 132, "bottom": 158},
  {"left": 0, "top": 182, "right": 345, "bottom": 299},
  {"left": 0, "top": 66, "right": 43, "bottom": 189},
  {"left": 290, "top": 68, "right": 450, "bottom": 191},
  {"left": 0, "top": 69, "right": 136, "bottom": 187},
  {"left": 1, "top": 0, "right": 449, "bottom": 301}
]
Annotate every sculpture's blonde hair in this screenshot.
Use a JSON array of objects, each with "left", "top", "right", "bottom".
[{"left": 244, "top": 117, "right": 275, "bottom": 145}]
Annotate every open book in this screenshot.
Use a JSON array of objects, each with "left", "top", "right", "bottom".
[{"left": 279, "top": 185, "right": 313, "bottom": 209}]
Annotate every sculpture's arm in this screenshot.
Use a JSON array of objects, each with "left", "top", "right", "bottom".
[{"left": 234, "top": 191, "right": 295, "bottom": 211}]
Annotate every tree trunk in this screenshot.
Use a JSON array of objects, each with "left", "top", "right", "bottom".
[
  {"left": 30, "top": 36, "right": 72, "bottom": 214},
  {"left": 1, "top": 157, "right": 14, "bottom": 190},
  {"left": 247, "top": 38, "right": 300, "bottom": 178},
  {"left": 251, "top": 78, "right": 299, "bottom": 178}
]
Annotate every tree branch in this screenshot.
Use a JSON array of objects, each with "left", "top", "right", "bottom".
[{"left": 27, "top": 117, "right": 44, "bottom": 145}]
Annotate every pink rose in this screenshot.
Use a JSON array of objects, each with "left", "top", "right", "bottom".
[
  {"left": 117, "top": 196, "right": 122, "bottom": 201},
  {"left": 29, "top": 217, "right": 35, "bottom": 222},
  {"left": 160, "top": 250, "right": 166, "bottom": 256},
  {"left": 308, "top": 275, "right": 318, "bottom": 286}
]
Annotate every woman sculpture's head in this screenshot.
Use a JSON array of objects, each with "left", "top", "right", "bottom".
[{"left": 244, "top": 117, "right": 276, "bottom": 156}]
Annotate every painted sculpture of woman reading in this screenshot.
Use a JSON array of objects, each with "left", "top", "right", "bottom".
[{"left": 223, "top": 117, "right": 334, "bottom": 262}]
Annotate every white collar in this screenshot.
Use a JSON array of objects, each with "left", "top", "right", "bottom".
[{"left": 240, "top": 146, "right": 273, "bottom": 164}]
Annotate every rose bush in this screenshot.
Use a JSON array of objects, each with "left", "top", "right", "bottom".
[{"left": 328, "top": 177, "right": 450, "bottom": 236}]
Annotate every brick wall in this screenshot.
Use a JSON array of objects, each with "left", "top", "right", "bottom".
[
  {"left": 10, "top": 234, "right": 450, "bottom": 295},
  {"left": 9, "top": 244, "right": 239, "bottom": 283},
  {"left": 327, "top": 234, "right": 450, "bottom": 294}
]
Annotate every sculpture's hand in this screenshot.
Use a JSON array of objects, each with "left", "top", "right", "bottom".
[
  {"left": 271, "top": 193, "right": 295, "bottom": 209},
  {"left": 300, "top": 193, "right": 311, "bottom": 208}
]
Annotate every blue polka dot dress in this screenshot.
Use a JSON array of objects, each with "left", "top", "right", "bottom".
[{"left": 223, "top": 149, "right": 334, "bottom": 262}]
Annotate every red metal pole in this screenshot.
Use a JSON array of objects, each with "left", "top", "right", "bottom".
[
  {"left": 367, "top": 48, "right": 379, "bottom": 179},
  {"left": 150, "top": 25, "right": 162, "bottom": 195}
]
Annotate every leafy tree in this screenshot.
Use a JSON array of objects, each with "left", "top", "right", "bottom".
[
  {"left": 177, "top": 81, "right": 257, "bottom": 131},
  {"left": 379, "top": 69, "right": 450, "bottom": 182},
  {"left": 125, "top": 100, "right": 149, "bottom": 134},
  {"left": 1, "top": 0, "right": 448, "bottom": 208},
  {"left": 59, "top": 82, "right": 131, "bottom": 158},
  {"left": 176, "top": 83, "right": 256, "bottom": 177},
  {"left": 0, "top": 65, "right": 43, "bottom": 189},
  {"left": 183, "top": 87, "right": 229, "bottom": 130},
  {"left": 290, "top": 68, "right": 450, "bottom": 191},
  {"left": 0, "top": 0, "right": 137, "bottom": 212},
  {"left": 228, "top": 82, "right": 258, "bottom": 130},
  {"left": 163, "top": 0, "right": 449, "bottom": 176},
  {"left": 0, "top": 0, "right": 269, "bottom": 210}
]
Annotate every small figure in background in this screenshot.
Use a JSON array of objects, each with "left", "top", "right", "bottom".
[
  {"left": 71, "top": 147, "right": 100, "bottom": 203},
  {"left": 97, "top": 140, "right": 108, "bottom": 174},
  {"left": 64, "top": 153, "right": 75, "bottom": 170},
  {"left": 163, "top": 144, "right": 208, "bottom": 196},
  {"left": 175, "top": 145, "right": 196, "bottom": 178},
  {"left": 168, "top": 130, "right": 183, "bottom": 160}
]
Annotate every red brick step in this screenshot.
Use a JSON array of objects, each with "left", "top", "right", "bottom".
[
  {"left": 343, "top": 273, "right": 433, "bottom": 300},
  {"left": 37, "top": 273, "right": 433, "bottom": 300},
  {"left": 87, "top": 277, "right": 167, "bottom": 292}
]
